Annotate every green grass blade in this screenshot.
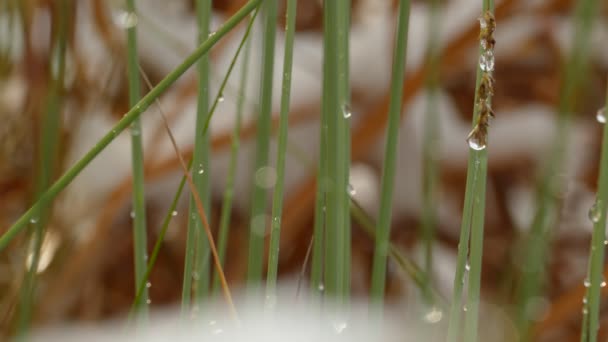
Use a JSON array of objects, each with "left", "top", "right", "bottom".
[
  {"left": 369, "top": 0, "right": 411, "bottom": 308},
  {"left": 182, "top": 0, "right": 213, "bottom": 313},
  {"left": 0, "top": 0, "right": 262, "bottom": 253},
  {"left": 420, "top": 0, "right": 441, "bottom": 300},
  {"left": 447, "top": 1, "right": 494, "bottom": 341},
  {"left": 246, "top": 0, "right": 278, "bottom": 287},
  {"left": 581, "top": 81, "right": 608, "bottom": 342},
  {"left": 125, "top": 0, "right": 149, "bottom": 317},
  {"left": 265, "top": 0, "right": 297, "bottom": 302},
  {"left": 212, "top": 26, "right": 253, "bottom": 296},
  {"left": 17, "top": 0, "right": 68, "bottom": 334},
  {"left": 514, "top": 0, "right": 599, "bottom": 337}
]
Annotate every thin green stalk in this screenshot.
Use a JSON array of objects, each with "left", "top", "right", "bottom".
[
  {"left": 321, "top": 0, "right": 351, "bottom": 305},
  {"left": 514, "top": 0, "right": 599, "bottom": 337},
  {"left": 125, "top": 0, "right": 149, "bottom": 317},
  {"left": 0, "top": 0, "right": 262, "bottom": 254},
  {"left": 213, "top": 29, "right": 253, "bottom": 295},
  {"left": 581, "top": 81, "right": 608, "bottom": 342},
  {"left": 247, "top": 0, "right": 278, "bottom": 287},
  {"left": 132, "top": 6, "right": 261, "bottom": 309},
  {"left": 420, "top": 0, "right": 440, "bottom": 301},
  {"left": 369, "top": 0, "right": 411, "bottom": 308},
  {"left": 17, "top": 0, "right": 68, "bottom": 334},
  {"left": 265, "top": 0, "right": 297, "bottom": 301},
  {"left": 182, "top": 0, "right": 213, "bottom": 313},
  {"left": 321, "top": 0, "right": 338, "bottom": 301},
  {"left": 447, "top": 1, "right": 494, "bottom": 341}
]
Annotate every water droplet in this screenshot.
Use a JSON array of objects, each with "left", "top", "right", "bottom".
[
  {"left": 424, "top": 307, "right": 443, "bottom": 323},
  {"left": 146, "top": 299, "right": 151, "bottom": 304},
  {"left": 583, "top": 307, "right": 589, "bottom": 315},
  {"left": 115, "top": 11, "right": 138, "bottom": 29},
  {"left": 171, "top": 210, "right": 178, "bottom": 217},
  {"left": 467, "top": 133, "right": 486, "bottom": 151},
  {"left": 209, "top": 320, "right": 217, "bottom": 326},
  {"left": 342, "top": 104, "right": 352, "bottom": 119},
  {"left": 595, "top": 107, "right": 607, "bottom": 124},
  {"left": 197, "top": 163, "right": 205, "bottom": 175},
  {"left": 463, "top": 305, "right": 468, "bottom": 312},
  {"left": 583, "top": 297, "right": 588, "bottom": 304},
  {"left": 318, "top": 283, "right": 325, "bottom": 291},
  {"left": 584, "top": 278, "right": 591, "bottom": 287},
  {"left": 218, "top": 94, "right": 225, "bottom": 103},
  {"left": 604, "top": 239, "right": 607, "bottom": 245},
  {"left": 602, "top": 280, "right": 607, "bottom": 288},
  {"left": 130, "top": 210, "right": 135, "bottom": 219},
  {"left": 465, "top": 262, "right": 471, "bottom": 271},
  {"left": 332, "top": 321, "right": 348, "bottom": 334},
  {"left": 479, "top": 50, "right": 495, "bottom": 72},
  {"left": 588, "top": 199, "right": 603, "bottom": 223},
  {"left": 208, "top": 31, "right": 217, "bottom": 38},
  {"left": 29, "top": 217, "right": 38, "bottom": 224},
  {"left": 255, "top": 166, "right": 277, "bottom": 189},
  {"left": 347, "top": 184, "right": 356, "bottom": 196},
  {"left": 146, "top": 282, "right": 151, "bottom": 288}
]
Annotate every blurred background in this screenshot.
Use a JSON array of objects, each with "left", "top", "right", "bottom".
[{"left": 0, "top": 0, "right": 608, "bottom": 340}]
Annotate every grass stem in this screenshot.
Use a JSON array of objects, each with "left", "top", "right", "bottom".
[{"left": 265, "top": 0, "right": 297, "bottom": 301}]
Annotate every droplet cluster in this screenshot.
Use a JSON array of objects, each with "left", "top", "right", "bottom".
[{"left": 467, "top": 11, "right": 496, "bottom": 151}]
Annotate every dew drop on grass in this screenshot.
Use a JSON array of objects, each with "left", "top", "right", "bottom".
[
  {"left": 602, "top": 280, "right": 607, "bottom": 288},
  {"left": 146, "top": 282, "right": 151, "bottom": 288},
  {"left": 467, "top": 134, "right": 486, "bottom": 151},
  {"left": 115, "top": 11, "right": 138, "bottom": 29},
  {"left": 171, "top": 210, "right": 178, "bottom": 217},
  {"left": 342, "top": 104, "right": 352, "bottom": 119},
  {"left": 465, "top": 262, "right": 471, "bottom": 271},
  {"left": 198, "top": 163, "right": 205, "bottom": 175},
  {"left": 424, "top": 307, "right": 443, "bottom": 324},
  {"left": 479, "top": 50, "right": 495, "bottom": 72},
  {"left": 218, "top": 94, "right": 225, "bottom": 103},
  {"left": 318, "top": 283, "right": 325, "bottom": 292},
  {"left": 29, "top": 217, "right": 38, "bottom": 224},
  {"left": 130, "top": 210, "right": 135, "bottom": 219},
  {"left": 604, "top": 239, "right": 608, "bottom": 245},
  {"left": 146, "top": 299, "right": 151, "bottom": 304},
  {"left": 584, "top": 278, "right": 591, "bottom": 288},
  {"left": 597, "top": 108, "right": 607, "bottom": 124},
  {"left": 347, "top": 184, "right": 356, "bottom": 196},
  {"left": 588, "top": 199, "right": 603, "bottom": 223}
]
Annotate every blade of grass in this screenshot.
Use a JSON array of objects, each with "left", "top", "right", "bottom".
[
  {"left": 182, "top": 0, "right": 213, "bottom": 314},
  {"left": 16, "top": 0, "right": 68, "bottom": 334},
  {"left": 581, "top": 80, "right": 608, "bottom": 342},
  {"left": 321, "top": 0, "right": 351, "bottom": 305},
  {"left": 420, "top": 0, "right": 441, "bottom": 302},
  {"left": 0, "top": 0, "right": 262, "bottom": 253},
  {"left": 369, "top": 0, "right": 411, "bottom": 309},
  {"left": 514, "top": 0, "right": 599, "bottom": 337},
  {"left": 447, "top": 1, "right": 495, "bottom": 341},
  {"left": 131, "top": 7, "right": 261, "bottom": 315},
  {"left": 246, "top": 0, "right": 278, "bottom": 288},
  {"left": 212, "top": 24, "right": 253, "bottom": 296},
  {"left": 124, "top": 0, "right": 149, "bottom": 317},
  {"left": 265, "top": 0, "right": 296, "bottom": 303}
]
